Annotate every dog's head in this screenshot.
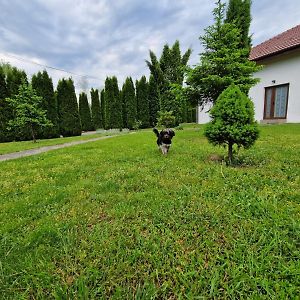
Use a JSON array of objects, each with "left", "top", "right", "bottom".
[{"left": 160, "top": 129, "right": 175, "bottom": 144}]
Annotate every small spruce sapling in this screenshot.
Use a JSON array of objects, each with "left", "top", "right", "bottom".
[{"left": 204, "top": 84, "right": 259, "bottom": 163}]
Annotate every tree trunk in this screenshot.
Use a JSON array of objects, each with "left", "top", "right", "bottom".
[
  {"left": 30, "top": 124, "right": 36, "bottom": 143},
  {"left": 228, "top": 142, "right": 233, "bottom": 164}
]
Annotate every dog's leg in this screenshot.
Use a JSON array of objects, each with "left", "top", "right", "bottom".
[
  {"left": 161, "top": 144, "right": 169, "bottom": 155},
  {"left": 163, "top": 147, "right": 167, "bottom": 155}
]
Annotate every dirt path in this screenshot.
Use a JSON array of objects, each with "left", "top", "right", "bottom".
[{"left": 0, "top": 135, "right": 116, "bottom": 162}]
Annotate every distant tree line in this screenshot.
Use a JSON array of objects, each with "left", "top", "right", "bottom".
[{"left": 0, "top": 45, "right": 196, "bottom": 142}]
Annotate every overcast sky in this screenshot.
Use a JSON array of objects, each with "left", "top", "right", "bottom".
[{"left": 0, "top": 0, "right": 299, "bottom": 93}]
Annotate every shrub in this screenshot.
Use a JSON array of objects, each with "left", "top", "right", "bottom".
[
  {"left": 204, "top": 84, "right": 259, "bottom": 163},
  {"left": 157, "top": 111, "right": 176, "bottom": 128},
  {"left": 175, "top": 124, "right": 184, "bottom": 130},
  {"left": 132, "top": 120, "right": 142, "bottom": 130},
  {"left": 5, "top": 83, "right": 53, "bottom": 143}
]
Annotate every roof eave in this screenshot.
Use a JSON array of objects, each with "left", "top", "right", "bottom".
[{"left": 250, "top": 44, "right": 300, "bottom": 62}]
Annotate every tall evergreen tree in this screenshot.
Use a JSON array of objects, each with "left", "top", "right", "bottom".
[
  {"left": 226, "top": 0, "right": 252, "bottom": 54},
  {"left": 79, "top": 92, "right": 94, "bottom": 131},
  {"left": 111, "top": 76, "right": 122, "bottom": 129},
  {"left": 91, "top": 88, "right": 103, "bottom": 129},
  {"left": 100, "top": 89, "right": 106, "bottom": 129},
  {"left": 0, "top": 67, "right": 10, "bottom": 142},
  {"left": 148, "top": 75, "right": 159, "bottom": 127},
  {"left": 121, "top": 77, "right": 136, "bottom": 129},
  {"left": 136, "top": 76, "right": 150, "bottom": 128},
  {"left": 103, "top": 77, "right": 111, "bottom": 129},
  {"left": 120, "top": 86, "right": 126, "bottom": 128},
  {"left": 186, "top": 0, "right": 260, "bottom": 108},
  {"left": 57, "top": 78, "right": 81, "bottom": 136},
  {"left": 31, "top": 70, "right": 59, "bottom": 138},
  {"left": 105, "top": 76, "right": 122, "bottom": 129},
  {"left": 158, "top": 44, "right": 174, "bottom": 114},
  {"left": 6, "top": 67, "right": 28, "bottom": 97},
  {"left": 146, "top": 40, "right": 191, "bottom": 124}
]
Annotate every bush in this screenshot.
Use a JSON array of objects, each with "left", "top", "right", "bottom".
[
  {"left": 5, "top": 83, "right": 53, "bottom": 143},
  {"left": 204, "top": 84, "right": 259, "bottom": 163},
  {"left": 175, "top": 124, "right": 184, "bottom": 130},
  {"left": 157, "top": 111, "right": 176, "bottom": 128},
  {"left": 132, "top": 120, "right": 142, "bottom": 130}
]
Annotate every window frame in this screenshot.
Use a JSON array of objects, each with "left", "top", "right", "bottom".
[{"left": 263, "top": 83, "right": 289, "bottom": 120}]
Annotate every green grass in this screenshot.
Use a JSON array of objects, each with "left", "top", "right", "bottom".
[
  {"left": 0, "top": 130, "right": 130, "bottom": 155},
  {"left": 0, "top": 124, "right": 299, "bottom": 299}
]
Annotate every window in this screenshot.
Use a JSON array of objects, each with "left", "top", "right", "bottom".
[{"left": 264, "top": 84, "right": 289, "bottom": 119}]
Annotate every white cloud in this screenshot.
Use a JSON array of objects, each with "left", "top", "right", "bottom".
[{"left": 0, "top": 0, "right": 299, "bottom": 92}]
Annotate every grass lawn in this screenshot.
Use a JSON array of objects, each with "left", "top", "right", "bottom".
[
  {"left": 0, "top": 124, "right": 299, "bottom": 299},
  {"left": 0, "top": 129, "right": 128, "bottom": 155}
]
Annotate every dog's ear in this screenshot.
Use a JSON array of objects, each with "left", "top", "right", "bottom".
[
  {"left": 170, "top": 129, "right": 175, "bottom": 137},
  {"left": 153, "top": 128, "right": 159, "bottom": 137}
]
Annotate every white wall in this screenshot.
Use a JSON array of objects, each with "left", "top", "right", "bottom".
[
  {"left": 197, "top": 103, "right": 212, "bottom": 124},
  {"left": 249, "top": 49, "right": 300, "bottom": 123},
  {"left": 197, "top": 49, "right": 300, "bottom": 124}
]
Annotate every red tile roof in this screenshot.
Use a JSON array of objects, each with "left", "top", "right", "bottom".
[{"left": 250, "top": 24, "right": 300, "bottom": 61}]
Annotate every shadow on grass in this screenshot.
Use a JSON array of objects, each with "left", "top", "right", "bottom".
[{"left": 206, "top": 151, "right": 269, "bottom": 168}]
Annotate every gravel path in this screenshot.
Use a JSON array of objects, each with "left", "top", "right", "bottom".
[{"left": 0, "top": 135, "right": 116, "bottom": 162}]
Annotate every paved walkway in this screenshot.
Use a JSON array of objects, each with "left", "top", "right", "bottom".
[{"left": 0, "top": 135, "right": 116, "bottom": 162}]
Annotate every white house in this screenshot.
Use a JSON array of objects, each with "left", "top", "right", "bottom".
[{"left": 197, "top": 24, "right": 300, "bottom": 124}]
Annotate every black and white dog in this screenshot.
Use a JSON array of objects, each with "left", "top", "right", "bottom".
[{"left": 153, "top": 128, "right": 175, "bottom": 155}]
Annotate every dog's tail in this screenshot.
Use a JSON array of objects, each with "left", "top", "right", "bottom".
[{"left": 153, "top": 128, "right": 159, "bottom": 137}]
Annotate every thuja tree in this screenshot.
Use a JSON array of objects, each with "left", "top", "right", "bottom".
[
  {"left": 121, "top": 77, "right": 136, "bottom": 129},
  {"left": 104, "top": 76, "right": 122, "bottom": 129},
  {"left": 100, "top": 89, "right": 106, "bottom": 129},
  {"left": 103, "top": 77, "right": 111, "bottom": 129},
  {"left": 146, "top": 40, "right": 191, "bottom": 124},
  {"left": 148, "top": 75, "right": 159, "bottom": 127},
  {"left": 204, "top": 84, "right": 259, "bottom": 163},
  {"left": 31, "top": 70, "right": 59, "bottom": 138},
  {"left": 91, "top": 88, "right": 103, "bottom": 129},
  {"left": 5, "top": 83, "right": 52, "bottom": 143},
  {"left": 0, "top": 67, "right": 9, "bottom": 142},
  {"left": 110, "top": 76, "right": 122, "bottom": 129},
  {"left": 57, "top": 78, "right": 81, "bottom": 136},
  {"left": 186, "top": 0, "right": 260, "bottom": 108},
  {"left": 136, "top": 76, "right": 150, "bottom": 128},
  {"left": 5, "top": 65, "right": 28, "bottom": 97},
  {"left": 79, "top": 92, "right": 94, "bottom": 131},
  {"left": 226, "top": 0, "right": 252, "bottom": 54}
]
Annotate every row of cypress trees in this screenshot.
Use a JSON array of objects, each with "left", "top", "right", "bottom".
[
  {"left": 102, "top": 72, "right": 195, "bottom": 131},
  {"left": 0, "top": 64, "right": 188, "bottom": 143},
  {"left": 0, "top": 39, "right": 196, "bottom": 143},
  {"left": 101, "top": 75, "right": 153, "bottom": 130},
  {"left": 0, "top": 65, "right": 104, "bottom": 142}
]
